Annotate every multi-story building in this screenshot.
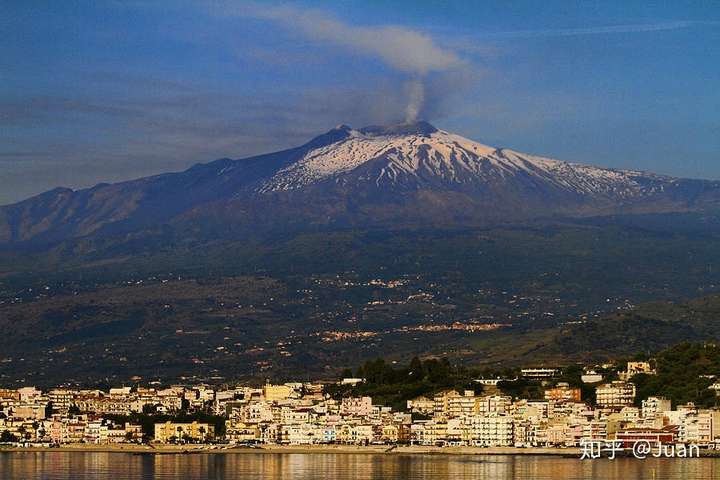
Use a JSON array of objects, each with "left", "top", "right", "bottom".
[
  {"left": 447, "top": 391, "right": 478, "bottom": 418},
  {"left": 641, "top": 396, "right": 672, "bottom": 419},
  {"left": 406, "top": 396, "right": 434, "bottom": 415},
  {"left": 544, "top": 383, "right": 581, "bottom": 403},
  {"left": 48, "top": 389, "right": 74, "bottom": 414},
  {"left": 619, "top": 362, "right": 656, "bottom": 381},
  {"left": 340, "top": 397, "right": 373, "bottom": 417},
  {"left": 469, "top": 414, "right": 513, "bottom": 447},
  {"left": 581, "top": 419, "right": 607, "bottom": 441},
  {"left": 476, "top": 395, "right": 512, "bottom": 415},
  {"left": 225, "top": 420, "right": 259, "bottom": 443},
  {"left": 9, "top": 402, "right": 47, "bottom": 420},
  {"left": 679, "top": 410, "right": 720, "bottom": 445},
  {"left": 2, "top": 373, "right": 719, "bottom": 450},
  {"left": 596, "top": 381, "right": 636, "bottom": 408},
  {"left": 278, "top": 423, "right": 323, "bottom": 445},
  {"left": 432, "top": 390, "right": 460, "bottom": 418},
  {"left": 153, "top": 421, "right": 214, "bottom": 443},
  {"left": 17, "top": 387, "right": 42, "bottom": 402}
]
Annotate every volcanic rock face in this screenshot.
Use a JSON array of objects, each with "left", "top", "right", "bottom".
[{"left": 1, "top": 121, "right": 719, "bottom": 246}]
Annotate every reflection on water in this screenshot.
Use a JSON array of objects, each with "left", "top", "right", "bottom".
[{"left": 0, "top": 452, "right": 718, "bottom": 480}]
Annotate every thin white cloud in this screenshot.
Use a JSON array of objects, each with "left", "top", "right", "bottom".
[{"left": 476, "top": 20, "right": 720, "bottom": 39}]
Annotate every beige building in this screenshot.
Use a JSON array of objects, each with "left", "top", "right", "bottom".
[
  {"left": 596, "top": 381, "right": 636, "bottom": 408},
  {"left": 153, "top": 421, "right": 214, "bottom": 443},
  {"left": 619, "top": 362, "right": 656, "bottom": 381},
  {"left": 225, "top": 420, "right": 258, "bottom": 443},
  {"left": 476, "top": 395, "right": 512, "bottom": 415},
  {"left": 680, "top": 410, "right": 720, "bottom": 444},
  {"left": 447, "top": 391, "right": 478, "bottom": 418},
  {"left": 406, "top": 396, "right": 434, "bottom": 415},
  {"left": 433, "top": 390, "right": 460, "bottom": 417},
  {"left": 263, "top": 384, "right": 292, "bottom": 402}
]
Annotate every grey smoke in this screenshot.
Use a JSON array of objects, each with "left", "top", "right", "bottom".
[
  {"left": 404, "top": 79, "right": 425, "bottom": 123},
  {"left": 218, "top": 2, "right": 467, "bottom": 122}
]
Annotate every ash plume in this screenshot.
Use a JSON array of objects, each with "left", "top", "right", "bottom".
[
  {"left": 220, "top": 2, "right": 468, "bottom": 122},
  {"left": 404, "top": 79, "right": 425, "bottom": 123}
]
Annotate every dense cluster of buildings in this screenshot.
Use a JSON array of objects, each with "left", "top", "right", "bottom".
[
  {"left": 405, "top": 385, "right": 719, "bottom": 448},
  {"left": 1, "top": 362, "right": 719, "bottom": 448}
]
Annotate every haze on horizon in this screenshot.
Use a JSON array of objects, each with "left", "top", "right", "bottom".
[{"left": 1, "top": 0, "right": 719, "bottom": 205}]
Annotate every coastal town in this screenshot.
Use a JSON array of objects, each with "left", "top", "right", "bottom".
[{"left": 1, "top": 360, "right": 720, "bottom": 453}]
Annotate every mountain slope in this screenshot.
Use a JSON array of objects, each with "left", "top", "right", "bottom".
[{"left": 2, "top": 121, "right": 719, "bottom": 248}]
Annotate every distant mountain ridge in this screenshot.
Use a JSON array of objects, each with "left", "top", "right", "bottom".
[{"left": 2, "top": 121, "right": 719, "bottom": 247}]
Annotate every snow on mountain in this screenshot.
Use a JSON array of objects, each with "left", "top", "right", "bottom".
[
  {"left": 259, "top": 121, "right": 668, "bottom": 199},
  {"left": 1, "top": 120, "right": 718, "bottom": 247}
]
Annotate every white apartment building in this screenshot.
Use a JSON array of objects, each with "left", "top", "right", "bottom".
[
  {"left": 680, "top": 410, "right": 720, "bottom": 444},
  {"left": 641, "top": 397, "right": 672, "bottom": 418},
  {"left": 476, "top": 395, "right": 512, "bottom": 415},
  {"left": 469, "top": 414, "right": 514, "bottom": 447}
]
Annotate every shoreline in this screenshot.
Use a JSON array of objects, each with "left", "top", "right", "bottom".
[
  {"left": 0, "top": 444, "right": 579, "bottom": 456},
  {"left": 4, "top": 444, "right": 720, "bottom": 457}
]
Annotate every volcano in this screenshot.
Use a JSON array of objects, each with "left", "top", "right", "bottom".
[{"left": 2, "top": 121, "right": 719, "bottom": 247}]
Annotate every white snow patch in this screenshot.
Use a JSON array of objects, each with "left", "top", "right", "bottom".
[{"left": 258, "top": 127, "right": 664, "bottom": 197}]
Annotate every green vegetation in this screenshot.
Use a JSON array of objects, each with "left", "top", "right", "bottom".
[
  {"left": 495, "top": 379, "right": 545, "bottom": 401},
  {"left": 0, "top": 430, "right": 18, "bottom": 443},
  {"left": 329, "top": 358, "right": 599, "bottom": 408},
  {"left": 632, "top": 342, "right": 720, "bottom": 408},
  {"left": 519, "top": 296, "right": 720, "bottom": 363},
  {"left": 327, "top": 357, "right": 483, "bottom": 411},
  {"left": 332, "top": 342, "right": 720, "bottom": 410}
]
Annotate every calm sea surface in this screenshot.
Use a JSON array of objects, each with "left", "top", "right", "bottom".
[{"left": 0, "top": 452, "right": 718, "bottom": 480}]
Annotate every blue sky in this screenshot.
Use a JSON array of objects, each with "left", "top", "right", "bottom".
[{"left": 1, "top": 1, "right": 719, "bottom": 204}]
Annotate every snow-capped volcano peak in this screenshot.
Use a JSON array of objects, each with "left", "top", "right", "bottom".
[
  {"left": 257, "top": 120, "right": 662, "bottom": 198},
  {"left": 259, "top": 121, "right": 504, "bottom": 192}
]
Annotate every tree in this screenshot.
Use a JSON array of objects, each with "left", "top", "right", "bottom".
[
  {"left": 0, "top": 430, "right": 18, "bottom": 443},
  {"left": 408, "top": 357, "right": 424, "bottom": 377}
]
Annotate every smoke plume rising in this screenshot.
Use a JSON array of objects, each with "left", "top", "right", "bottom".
[
  {"left": 222, "top": 3, "right": 467, "bottom": 122},
  {"left": 404, "top": 79, "right": 425, "bottom": 123}
]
